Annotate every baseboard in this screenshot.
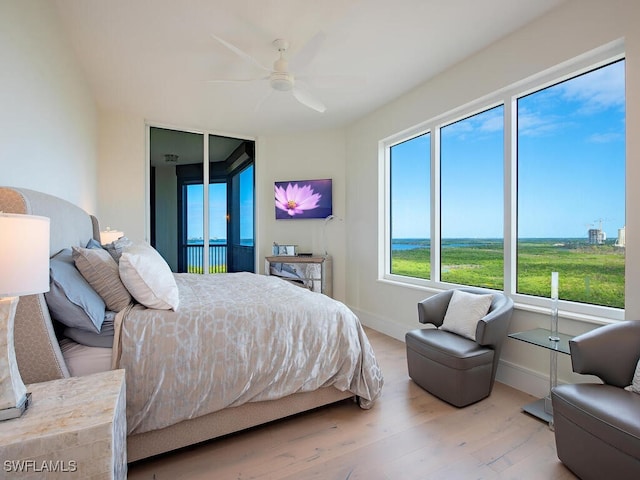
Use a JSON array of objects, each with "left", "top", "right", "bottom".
[
  {"left": 495, "top": 359, "right": 550, "bottom": 399},
  {"left": 351, "top": 305, "right": 552, "bottom": 399},
  {"left": 351, "top": 307, "right": 407, "bottom": 342}
]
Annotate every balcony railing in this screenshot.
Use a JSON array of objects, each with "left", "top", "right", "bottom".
[{"left": 182, "top": 243, "right": 227, "bottom": 273}]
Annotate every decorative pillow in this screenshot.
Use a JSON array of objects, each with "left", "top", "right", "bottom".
[
  {"left": 104, "top": 236, "right": 133, "bottom": 263},
  {"left": 119, "top": 242, "right": 179, "bottom": 310},
  {"left": 441, "top": 290, "right": 493, "bottom": 340},
  {"left": 64, "top": 311, "right": 116, "bottom": 348},
  {"left": 625, "top": 358, "right": 640, "bottom": 394},
  {"left": 86, "top": 238, "right": 103, "bottom": 250},
  {"left": 45, "top": 249, "right": 106, "bottom": 333},
  {"left": 72, "top": 246, "right": 132, "bottom": 311}
]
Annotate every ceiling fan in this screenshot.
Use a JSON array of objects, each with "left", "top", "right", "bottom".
[{"left": 208, "top": 34, "right": 331, "bottom": 113}]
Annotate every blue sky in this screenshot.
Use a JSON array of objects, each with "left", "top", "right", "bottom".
[
  {"left": 391, "top": 59, "right": 625, "bottom": 240},
  {"left": 186, "top": 164, "right": 254, "bottom": 242}
]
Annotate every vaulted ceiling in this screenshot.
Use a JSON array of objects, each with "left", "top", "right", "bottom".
[{"left": 54, "top": 0, "right": 566, "bottom": 135}]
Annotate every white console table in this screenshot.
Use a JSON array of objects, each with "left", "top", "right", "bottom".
[{"left": 265, "top": 255, "right": 332, "bottom": 297}]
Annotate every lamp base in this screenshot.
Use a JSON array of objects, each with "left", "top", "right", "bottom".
[{"left": 0, "top": 392, "right": 30, "bottom": 421}]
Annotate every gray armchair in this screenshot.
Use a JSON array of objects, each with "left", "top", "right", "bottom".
[
  {"left": 405, "top": 288, "right": 514, "bottom": 407},
  {"left": 551, "top": 321, "right": 640, "bottom": 480}
]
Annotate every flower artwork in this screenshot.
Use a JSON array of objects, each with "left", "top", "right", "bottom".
[
  {"left": 274, "top": 179, "right": 332, "bottom": 219},
  {"left": 275, "top": 183, "right": 320, "bottom": 216}
]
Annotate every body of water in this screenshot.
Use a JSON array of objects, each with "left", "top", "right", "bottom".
[{"left": 188, "top": 238, "right": 254, "bottom": 246}]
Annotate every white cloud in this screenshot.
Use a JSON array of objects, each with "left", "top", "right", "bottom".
[
  {"left": 587, "top": 132, "right": 624, "bottom": 143},
  {"left": 443, "top": 107, "right": 503, "bottom": 140},
  {"left": 517, "top": 108, "right": 572, "bottom": 137},
  {"left": 558, "top": 61, "right": 625, "bottom": 114}
]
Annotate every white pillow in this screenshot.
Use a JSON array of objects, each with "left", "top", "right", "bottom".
[
  {"left": 441, "top": 290, "right": 493, "bottom": 340},
  {"left": 119, "top": 242, "right": 179, "bottom": 310},
  {"left": 625, "top": 358, "right": 640, "bottom": 394}
]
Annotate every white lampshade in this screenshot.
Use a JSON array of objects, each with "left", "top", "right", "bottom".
[
  {"left": 0, "top": 213, "right": 50, "bottom": 297},
  {"left": 100, "top": 228, "right": 124, "bottom": 245}
]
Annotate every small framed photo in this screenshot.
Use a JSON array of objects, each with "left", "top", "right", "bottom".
[{"left": 273, "top": 244, "right": 297, "bottom": 256}]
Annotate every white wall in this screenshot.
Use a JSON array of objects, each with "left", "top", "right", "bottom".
[
  {"left": 95, "top": 115, "right": 350, "bottom": 299},
  {"left": 0, "top": 0, "right": 98, "bottom": 211},
  {"left": 345, "top": 0, "right": 640, "bottom": 397},
  {"left": 257, "top": 130, "right": 348, "bottom": 300},
  {"left": 97, "top": 110, "right": 147, "bottom": 242}
]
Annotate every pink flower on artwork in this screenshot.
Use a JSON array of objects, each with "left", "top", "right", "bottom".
[{"left": 275, "top": 183, "right": 322, "bottom": 216}]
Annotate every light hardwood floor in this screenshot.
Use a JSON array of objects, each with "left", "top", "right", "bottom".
[{"left": 128, "top": 328, "right": 577, "bottom": 480}]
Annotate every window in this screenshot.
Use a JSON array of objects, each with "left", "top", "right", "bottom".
[
  {"left": 517, "top": 60, "right": 625, "bottom": 308},
  {"left": 440, "top": 106, "right": 504, "bottom": 289},
  {"left": 389, "top": 133, "right": 430, "bottom": 279},
  {"left": 208, "top": 182, "right": 228, "bottom": 273},
  {"left": 208, "top": 182, "right": 227, "bottom": 245},
  {"left": 383, "top": 50, "right": 625, "bottom": 314},
  {"left": 239, "top": 164, "right": 254, "bottom": 247}
]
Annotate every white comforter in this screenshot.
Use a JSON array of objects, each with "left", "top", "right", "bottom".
[{"left": 113, "top": 272, "right": 383, "bottom": 435}]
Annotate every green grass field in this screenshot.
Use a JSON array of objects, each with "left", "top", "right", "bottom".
[
  {"left": 391, "top": 239, "right": 625, "bottom": 309},
  {"left": 187, "top": 265, "right": 227, "bottom": 274}
]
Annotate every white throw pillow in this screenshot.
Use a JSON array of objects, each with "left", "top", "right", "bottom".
[
  {"left": 119, "top": 242, "right": 179, "bottom": 310},
  {"left": 625, "top": 358, "right": 640, "bottom": 394},
  {"left": 441, "top": 290, "right": 493, "bottom": 340}
]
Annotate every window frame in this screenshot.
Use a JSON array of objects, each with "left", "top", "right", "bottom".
[{"left": 380, "top": 41, "right": 625, "bottom": 323}]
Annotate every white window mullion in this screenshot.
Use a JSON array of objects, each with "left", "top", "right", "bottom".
[
  {"left": 504, "top": 95, "right": 517, "bottom": 296},
  {"left": 432, "top": 123, "right": 441, "bottom": 284},
  {"left": 203, "top": 135, "right": 210, "bottom": 274}
]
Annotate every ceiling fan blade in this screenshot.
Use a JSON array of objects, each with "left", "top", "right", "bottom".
[
  {"left": 298, "top": 73, "right": 366, "bottom": 89},
  {"left": 290, "top": 31, "right": 327, "bottom": 72},
  {"left": 292, "top": 83, "right": 326, "bottom": 113},
  {"left": 254, "top": 88, "right": 274, "bottom": 112},
  {"left": 210, "top": 33, "right": 270, "bottom": 72}
]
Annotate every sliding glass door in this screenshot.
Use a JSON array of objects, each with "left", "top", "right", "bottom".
[{"left": 149, "top": 126, "right": 255, "bottom": 274}]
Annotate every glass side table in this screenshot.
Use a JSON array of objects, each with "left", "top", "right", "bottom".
[{"left": 508, "top": 328, "right": 573, "bottom": 429}]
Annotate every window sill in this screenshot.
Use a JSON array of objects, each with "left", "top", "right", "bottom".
[{"left": 378, "top": 275, "right": 624, "bottom": 326}]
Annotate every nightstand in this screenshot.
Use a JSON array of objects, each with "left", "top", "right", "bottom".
[
  {"left": 265, "top": 255, "right": 333, "bottom": 297},
  {"left": 0, "top": 369, "right": 127, "bottom": 479}
]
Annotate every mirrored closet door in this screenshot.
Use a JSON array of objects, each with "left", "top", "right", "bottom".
[{"left": 149, "top": 126, "right": 255, "bottom": 274}]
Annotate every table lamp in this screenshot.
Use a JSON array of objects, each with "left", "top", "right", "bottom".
[
  {"left": 0, "top": 213, "right": 50, "bottom": 421},
  {"left": 100, "top": 227, "right": 124, "bottom": 245}
]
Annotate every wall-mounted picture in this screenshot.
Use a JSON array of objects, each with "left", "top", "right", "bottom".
[{"left": 275, "top": 178, "right": 332, "bottom": 220}]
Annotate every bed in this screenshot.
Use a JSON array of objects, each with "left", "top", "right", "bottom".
[{"left": 0, "top": 186, "right": 383, "bottom": 462}]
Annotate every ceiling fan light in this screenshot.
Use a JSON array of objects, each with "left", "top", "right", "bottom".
[{"left": 270, "top": 73, "right": 293, "bottom": 91}]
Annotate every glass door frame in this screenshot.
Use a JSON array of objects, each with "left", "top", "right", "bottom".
[{"left": 145, "top": 122, "right": 258, "bottom": 274}]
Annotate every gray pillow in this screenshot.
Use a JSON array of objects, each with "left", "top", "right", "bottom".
[
  {"left": 45, "top": 249, "right": 105, "bottom": 333},
  {"left": 104, "top": 236, "right": 133, "bottom": 263},
  {"left": 64, "top": 312, "right": 115, "bottom": 348},
  {"left": 86, "top": 238, "right": 103, "bottom": 249}
]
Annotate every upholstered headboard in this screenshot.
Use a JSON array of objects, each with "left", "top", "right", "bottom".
[{"left": 0, "top": 187, "right": 101, "bottom": 383}]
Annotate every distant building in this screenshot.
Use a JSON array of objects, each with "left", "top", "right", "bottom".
[
  {"left": 615, "top": 226, "right": 626, "bottom": 247},
  {"left": 588, "top": 228, "right": 606, "bottom": 245}
]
